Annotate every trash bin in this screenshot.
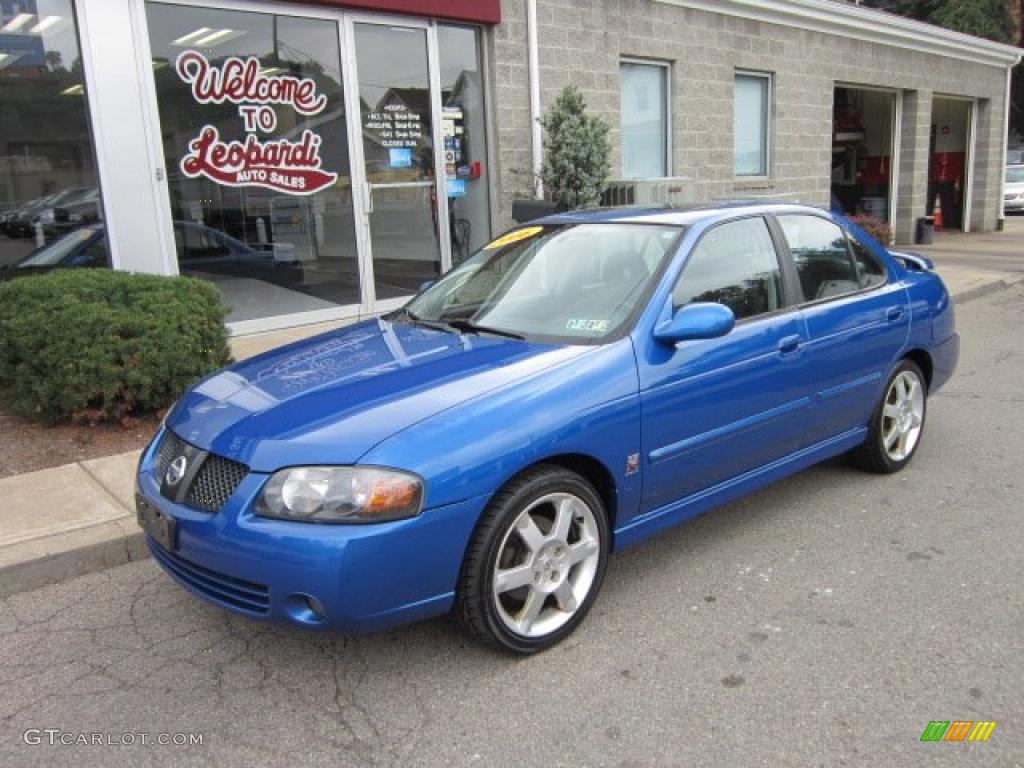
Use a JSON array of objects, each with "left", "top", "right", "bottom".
[{"left": 915, "top": 216, "right": 934, "bottom": 245}]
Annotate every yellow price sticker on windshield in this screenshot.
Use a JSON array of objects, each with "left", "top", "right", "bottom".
[{"left": 484, "top": 226, "right": 543, "bottom": 250}]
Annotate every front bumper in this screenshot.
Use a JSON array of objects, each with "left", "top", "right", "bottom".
[{"left": 137, "top": 430, "right": 487, "bottom": 633}]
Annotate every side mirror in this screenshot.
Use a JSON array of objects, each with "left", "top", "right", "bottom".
[
  {"left": 653, "top": 302, "right": 735, "bottom": 344},
  {"left": 419, "top": 280, "right": 435, "bottom": 293}
]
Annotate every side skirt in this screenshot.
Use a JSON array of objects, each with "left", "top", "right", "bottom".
[{"left": 613, "top": 427, "right": 867, "bottom": 551}]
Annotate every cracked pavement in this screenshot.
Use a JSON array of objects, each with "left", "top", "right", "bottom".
[{"left": 1, "top": 285, "right": 1023, "bottom": 767}]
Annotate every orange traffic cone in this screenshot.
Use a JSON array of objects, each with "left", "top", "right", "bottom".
[{"left": 932, "top": 193, "right": 943, "bottom": 230}]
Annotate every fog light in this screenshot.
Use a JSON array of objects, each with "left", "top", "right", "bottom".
[{"left": 283, "top": 593, "right": 327, "bottom": 625}]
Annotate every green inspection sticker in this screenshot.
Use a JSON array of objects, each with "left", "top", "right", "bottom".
[{"left": 566, "top": 318, "right": 609, "bottom": 333}]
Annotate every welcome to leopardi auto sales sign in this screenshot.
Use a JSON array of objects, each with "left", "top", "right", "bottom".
[{"left": 176, "top": 51, "right": 338, "bottom": 196}]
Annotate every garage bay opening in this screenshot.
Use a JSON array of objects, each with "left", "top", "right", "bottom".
[{"left": 831, "top": 86, "right": 897, "bottom": 229}]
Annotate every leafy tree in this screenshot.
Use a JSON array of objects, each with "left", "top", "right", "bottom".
[
  {"left": 930, "top": 0, "right": 1016, "bottom": 43},
  {"left": 861, "top": 0, "right": 1016, "bottom": 43},
  {"left": 540, "top": 86, "right": 611, "bottom": 209}
]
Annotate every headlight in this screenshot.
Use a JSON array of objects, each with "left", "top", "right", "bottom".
[{"left": 255, "top": 466, "right": 423, "bottom": 524}]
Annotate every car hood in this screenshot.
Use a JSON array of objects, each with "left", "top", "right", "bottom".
[{"left": 167, "top": 317, "right": 588, "bottom": 472}]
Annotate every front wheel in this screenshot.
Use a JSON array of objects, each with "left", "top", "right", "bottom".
[
  {"left": 850, "top": 359, "right": 927, "bottom": 473},
  {"left": 455, "top": 465, "right": 609, "bottom": 654}
]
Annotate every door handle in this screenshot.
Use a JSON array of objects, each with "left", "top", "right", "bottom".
[
  {"left": 887, "top": 306, "right": 905, "bottom": 321},
  {"left": 778, "top": 334, "right": 801, "bottom": 354}
]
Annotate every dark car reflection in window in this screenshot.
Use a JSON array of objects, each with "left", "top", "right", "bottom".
[{"left": 3, "top": 222, "right": 303, "bottom": 290}]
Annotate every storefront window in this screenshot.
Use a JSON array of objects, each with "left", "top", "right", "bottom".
[
  {"left": 438, "top": 25, "right": 491, "bottom": 262},
  {"left": 0, "top": 1, "right": 106, "bottom": 270},
  {"left": 146, "top": 2, "right": 357, "bottom": 324}
]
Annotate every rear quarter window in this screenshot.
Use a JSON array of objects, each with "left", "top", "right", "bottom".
[{"left": 845, "top": 232, "right": 887, "bottom": 289}]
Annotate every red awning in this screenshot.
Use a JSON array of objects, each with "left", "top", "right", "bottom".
[{"left": 296, "top": 0, "right": 500, "bottom": 24}]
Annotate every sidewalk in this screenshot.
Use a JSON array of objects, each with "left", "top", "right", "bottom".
[{"left": 0, "top": 262, "right": 1020, "bottom": 597}]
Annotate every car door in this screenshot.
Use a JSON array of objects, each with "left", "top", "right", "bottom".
[
  {"left": 637, "top": 216, "right": 813, "bottom": 513},
  {"left": 774, "top": 213, "right": 909, "bottom": 446}
]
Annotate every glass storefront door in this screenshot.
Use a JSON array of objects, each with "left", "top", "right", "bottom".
[
  {"left": 143, "top": 2, "right": 487, "bottom": 329},
  {"left": 349, "top": 20, "right": 445, "bottom": 303}
]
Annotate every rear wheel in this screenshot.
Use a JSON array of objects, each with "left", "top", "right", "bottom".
[
  {"left": 455, "top": 465, "right": 609, "bottom": 654},
  {"left": 850, "top": 359, "right": 927, "bottom": 473}
]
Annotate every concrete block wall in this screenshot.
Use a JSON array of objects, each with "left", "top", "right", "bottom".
[{"left": 490, "top": 0, "right": 1010, "bottom": 242}]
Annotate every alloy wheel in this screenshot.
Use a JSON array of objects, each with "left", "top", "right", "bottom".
[
  {"left": 881, "top": 370, "right": 925, "bottom": 462},
  {"left": 491, "top": 492, "right": 602, "bottom": 638}
]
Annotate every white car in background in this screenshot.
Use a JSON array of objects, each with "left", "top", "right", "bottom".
[{"left": 1005, "top": 165, "right": 1024, "bottom": 213}]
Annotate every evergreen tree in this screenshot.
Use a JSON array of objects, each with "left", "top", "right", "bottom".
[{"left": 540, "top": 86, "right": 611, "bottom": 209}]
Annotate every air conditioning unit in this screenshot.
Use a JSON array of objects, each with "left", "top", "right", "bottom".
[{"left": 600, "top": 177, "right": 695, "bottom": 208}]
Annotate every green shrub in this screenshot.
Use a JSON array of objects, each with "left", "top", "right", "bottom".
[{"left": 0, "top": 270, "right": 231, "bottom": 424}]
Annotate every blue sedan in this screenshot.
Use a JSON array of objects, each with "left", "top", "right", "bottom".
[{"left": 137, "top": 203, "right": 958, "bottom": 653}]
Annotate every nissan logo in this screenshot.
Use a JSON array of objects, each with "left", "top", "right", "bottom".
[{"left": 165, "top": 456, "right": 188, "bottom": 486}]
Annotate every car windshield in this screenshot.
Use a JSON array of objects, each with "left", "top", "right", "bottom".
[
  {"left": 1006, "top": 166, "right": 1024, "bottom": 183},
  {"left": 400, "top": 222, "right": 681, "bottom": 342},
  {"left": 18, "top": 227, "right": 99, "bottom": 267}
]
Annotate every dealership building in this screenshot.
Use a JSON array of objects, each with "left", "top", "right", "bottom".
[{"left": 0, "top": 0, "right": 1020, "bottom": 335}]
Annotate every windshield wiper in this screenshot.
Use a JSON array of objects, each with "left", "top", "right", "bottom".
[
  {"left": 389, "top": 307, "right": 458, "bottom": 335},
  {"left": 444, "top": 319, "right": 526, "bottom": 340}
]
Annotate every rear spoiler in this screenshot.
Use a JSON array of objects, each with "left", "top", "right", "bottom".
[{"left": 890, "top": 251, "right": 935, "bottom": 272}]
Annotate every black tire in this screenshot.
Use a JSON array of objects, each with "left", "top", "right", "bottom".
[
  {"left": 455, "top": 464, "right": 610, "bottom": 654},
  {"left": 849, "top": 359, "right": 928, "bottom": 474}
]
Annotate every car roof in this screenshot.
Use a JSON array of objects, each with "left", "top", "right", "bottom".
[{"left": 532, "top": 201, "right": 832, "bottom": 227}]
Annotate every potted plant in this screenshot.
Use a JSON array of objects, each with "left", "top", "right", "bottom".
[{"left": 512, "top": 85, "right": 611, "bottom": 223}]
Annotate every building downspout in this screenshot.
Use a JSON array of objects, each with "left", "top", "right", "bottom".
[
  {"left": 527, "top": 0, "right": 543, "bottom": 199},
  {"left": 998, "top": 60, "right": 1019, "bottom": 230}
]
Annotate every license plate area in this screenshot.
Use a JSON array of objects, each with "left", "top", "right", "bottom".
[{"left": 136, "top": 493, "right": 176, "bottom": 552}]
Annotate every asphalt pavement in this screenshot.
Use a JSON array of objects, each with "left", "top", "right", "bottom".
[{"left": 1, "top": 284, "right": 1022, "bottom": 768}]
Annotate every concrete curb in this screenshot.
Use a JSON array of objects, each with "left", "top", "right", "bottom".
[
  {"left": 0, "top": 271, "right": 1017, "bottom": 598},
  {"left": 951, "top": 279, "right": 1011, "bottom": 305},
  {"left": 0, "top": 527, "right": 148, "bottom": 599}
]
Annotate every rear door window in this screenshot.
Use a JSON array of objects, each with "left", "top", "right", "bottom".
[{"left": 777, "top": 215, "right": 860, "bottom": 301}]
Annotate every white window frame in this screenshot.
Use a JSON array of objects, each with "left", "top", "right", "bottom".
[
  {"left": 619, "top": 57, "right": 672, "bottom": 179},
  {"left": 733, "top": 69, "right": 773, "bottom": 179}
]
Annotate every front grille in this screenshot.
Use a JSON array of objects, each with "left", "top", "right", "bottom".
[
  {"left": 186, "top": 455, "right": 248, "bottom": 512},
  {"left": 154, "top": 430, "right": 247, "bottom": 513},
  {"left": 148, "top": 542, "right": 270, "bottom": 614},
  {"left": 154, "top": 430, "right": 183, "bottom": 481}
]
